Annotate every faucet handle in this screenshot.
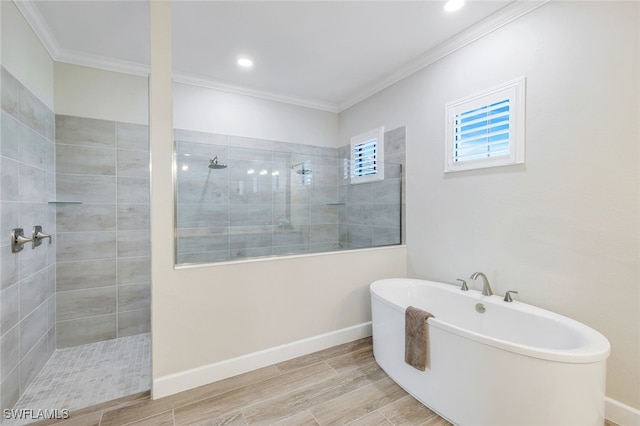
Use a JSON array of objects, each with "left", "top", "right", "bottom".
[
  {"left": 32, "top": 226, "right": 52, "bottom": 248},
  {"left": 456, "top": 279, "right": 469, "bottom": 291},
  {"left": 504, "top": 290, "right": 519, "bottom": 302}
]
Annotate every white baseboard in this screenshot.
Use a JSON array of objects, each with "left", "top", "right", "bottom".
[
  {"left": 606, "top": 397, "right": 640, "bottom": 426},
  {"left": 152, "top": 322, "right": 372, "bottom": 399}
]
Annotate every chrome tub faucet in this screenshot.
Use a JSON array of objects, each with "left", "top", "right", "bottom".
[{"left": 470, "top": 272, "right": 493, "bottom": 296}]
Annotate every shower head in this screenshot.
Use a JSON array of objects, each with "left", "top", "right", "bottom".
[
  {"left": 290, "top": 162, "right": 311, "bottom": 175},
  {"left": 209, "top": 156, "right": 227, "bottom": 169}
]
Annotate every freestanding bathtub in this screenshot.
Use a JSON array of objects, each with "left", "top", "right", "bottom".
[{"left": 370, "top": 278, "right": 610, "bottom": 426}]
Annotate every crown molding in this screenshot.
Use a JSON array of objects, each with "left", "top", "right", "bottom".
[
  {"left": 15, "top": 0, "right": 548, "bottom": 114},
  {"left": 55, "top": 49, "right": 150, "bottom": 77},
  {"left": 173, "top": 72, "right": 339, "bottom": 113},
  {"left": 337, "top": 0, "right": 550, "bottom": 112},
  {"left": 13, "top": 0, "right": 61, "bottom": 59}
]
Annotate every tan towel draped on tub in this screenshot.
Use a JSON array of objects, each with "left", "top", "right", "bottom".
[{"left": 405, "top": 306, "right": 434, "bottom": 371}]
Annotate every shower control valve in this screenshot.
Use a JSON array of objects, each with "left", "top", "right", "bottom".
[
  {"left": 11, "top": 228, "right": 33, "bottom": 253},
  {"left": 32, "top": 225, "right": 52, "bottom": 248}
]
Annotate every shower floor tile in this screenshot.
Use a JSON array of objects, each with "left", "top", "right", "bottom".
[{"left": 7, "top": 333, "right": 150, "bottom": 426}]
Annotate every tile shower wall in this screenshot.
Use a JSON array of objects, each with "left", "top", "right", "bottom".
[
  {"left": 338, "top": 126, "right": 406, "bottom": 248},
  {"left": 175, "top": 126, "right": 405, "bottom": 264},
  {"left": 1, "top": 67, "right": 56, "bottom": 411},
  {"left": 55, "top": 115, "right": 150, "bottom": 348},
  {"left": 176, "top": 129, "right": 342, "bottom": 263}
]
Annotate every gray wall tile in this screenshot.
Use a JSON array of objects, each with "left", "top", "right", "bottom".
[
  {"left": 55, "top": 115, "right": 115, "bottom": 148},
  {"left": 178, "top": 228, "right": 228, "bottom": 253},
  {"left": 117, "top": 149, "right": 149, "bottom": 177},
  {"left": 56, "top": 315, "right": 117, "bottom": 348},
  {"left": 19, "top": 164, "right": 47, "bottom": 203},
  {"left": 56, "top": 144, "right": 116, "bottom": 175},
  {"left": 1, "top": 66, "right": 19, "bottom": 118},
  {"left": 57, "top": 287, "right": 117, "bottom": 321},
  {"left": 0, "top": 157, "right": 19, "bottom": 201},
  {"left": 118, "top": 283, "right": 150, "bottom": 312},
  {"left": 117, "top": 230, "right": 150, "bottom": 257},
  {"left": 117, "top": 309, "right": 150, "bottom": 337},
  {"left": 228, "top": 135, "right": 272, "bottom": 150},
  {"left": 1, "top": 285, "right": 19, "bottom": 335},
  {"left": 117, "top": 177, "right": 150, "bottom": 204},
  {"left": 20, "top": 301, "right": 49, "bottom": 357},
  {"left": 19, "top": 270, "right": 49, "bottom": 320},
  {"left": 57, "top": 204, "right": 116, "bottom": 232},
  {"left": 19, "top": 85, "right": 48, "bottom": 136},
  {"left": 175, "top": 128, "right": 227, "bottom": 145},
  {"left": 1, "top": 325, "right": 19, "bottom": 378},
  {"left": 0, "top": 201, "right": 19, "bottom": 244},
  {"left": 56, "top": 231, "right": 117, "bottom": 262},
  {"left": 56, "top": 174, "right": 116, "bottom": 203},
  {"left": 117, "top": 257, "right": 150, "bottom": 285},
  {"left": 373, "top": 227, "right": 401, "bottom": 246},
  {"left": 116, "top": 122, "right": 149, "bottom": 151},
  {"left": 19, "top": 333, "right": 48, "bottom": 393},
  {"left": 229, "top": 227, "right": 272, "bottom": 250},
  {"left": 57, "top": 259, "right": 117, "bottom": 291},
  {"left": 117, "top": 204, "right": 150, "bottom": 231},
  {"left": 0, "top": 71, "right": 58, "bottom": 402},
  {"left": 372, "top": 204, "right": 401, "bottom": 228},
  {"left": 177, "top": 203, "right": 228, "bottom": 228},
  {"left": 1, "top": 111, "right": 19, "bottom": 160},
  {"left": 1, "top": 366, "right": 20, "bottom": 411},
  {"left": 19, "top": 125, "right": 49, "bottom": 170}
]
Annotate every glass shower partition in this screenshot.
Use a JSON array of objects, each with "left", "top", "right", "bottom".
[{"left": 174, "top": 129, "right": 402, "bottom": 265}]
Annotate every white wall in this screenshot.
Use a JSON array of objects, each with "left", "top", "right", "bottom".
[
  {"left": 150, "top": 1, "right": 405, "bottom": 398},
  {"left": 174, "top": 82, "right": 338, "bottom": 147},
  {"left": 339, "top": 1, "right": 639, "bottom": 410},
  {"left": 53, "top": 63, "right": 338, "bottom": 148},
  {"left": 1, "top": 1, "right": 54, "bottom": 108},
  {"left": 54, "top": 62, "right": 148, "bottom": 124}
]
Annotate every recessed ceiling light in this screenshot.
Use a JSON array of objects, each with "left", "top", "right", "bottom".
[
  {"left": 237, "top": 57, "right": 254, "bottom": 68},
  {"left": 443, "top": 0, "right": 464, "bottom": 12}
]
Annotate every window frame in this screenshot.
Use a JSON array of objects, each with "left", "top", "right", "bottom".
[
  {"left": 444, "top": 77, "right": 526, "bottom": 173},
  {"left": 350, "top": 126, "right": 385, "bottom": 184}
]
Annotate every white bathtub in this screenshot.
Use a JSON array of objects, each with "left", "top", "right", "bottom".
[{"left": 370, "top": 278, "right": 610, "bottom": 426}]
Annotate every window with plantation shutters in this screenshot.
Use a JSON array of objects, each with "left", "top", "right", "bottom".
[
  {"left": 445, "top": 77, "right": 525, "bottom": 172},
  {"left": 350, "top": 127, "right": 384, "bottom": 184}
]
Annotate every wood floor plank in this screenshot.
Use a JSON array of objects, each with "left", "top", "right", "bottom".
[
  {"left": 243, "top": 361, "right": 387, "bottom": 424},
  {"left": 173, "top": 362, "right": 336, "bottom": 425},
  {"left": 378, "top": 395, "right": 445, "bottom": 425},
  {"left": 122, "top": 410, "right": 175, "bottom": 426},
  {"left": 345, "top": 410, "right": 392, "bottom": 426},
  {"left": 28, "top": 338, "right": 462, "bottom": 426},
  {"left": 325, "top": 347, "right": 375, "bottom": 374},
  {"left": 275, "top": 338, "right": 372, "bottom": 373},
  {"left": 309, "top": 377, "right": 407, "bottom": 425},
  {"left": 30, "top": 411, "right": 103, "bottom": 426},
  {"left": 273, "top": 410, "right": 320, "bottom": 425},
  {"left": 100, "top": 366, "right": 279, "bottom": 426}
]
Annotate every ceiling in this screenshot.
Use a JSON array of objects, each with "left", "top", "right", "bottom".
[{"left": 21, "top": 1, "right": 541, "bottom": 112}]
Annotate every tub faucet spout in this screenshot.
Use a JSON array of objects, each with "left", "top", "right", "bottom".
[{"left": 470, "top": 272, "right": 493, "bottom": 296}]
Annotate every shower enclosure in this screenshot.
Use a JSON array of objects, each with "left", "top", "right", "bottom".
[
  {"left": 0, "top": 1, "right": 151, "bottom": 420},
  {"left": 175, "top": 126, "right": 405, "bottom": 264}
]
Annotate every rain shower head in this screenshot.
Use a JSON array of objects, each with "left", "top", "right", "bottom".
[
  {"left": 209, "top": 156, "right": 227, "bottom": 169},
  {"left": 290, "top": 162, "right": 311, "bottom": 175}
]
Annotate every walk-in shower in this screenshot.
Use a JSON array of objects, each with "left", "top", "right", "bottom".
[{"left": 174, "top": 126, "right": 406, "bottom": 265}]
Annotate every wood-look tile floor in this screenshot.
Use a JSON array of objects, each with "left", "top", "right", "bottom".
[
  {"left": 31, "top": 337, "right": 619, "bottom": 426},
  {"left": 32, "top": 337, "right": 450, "bottom": 426}
]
